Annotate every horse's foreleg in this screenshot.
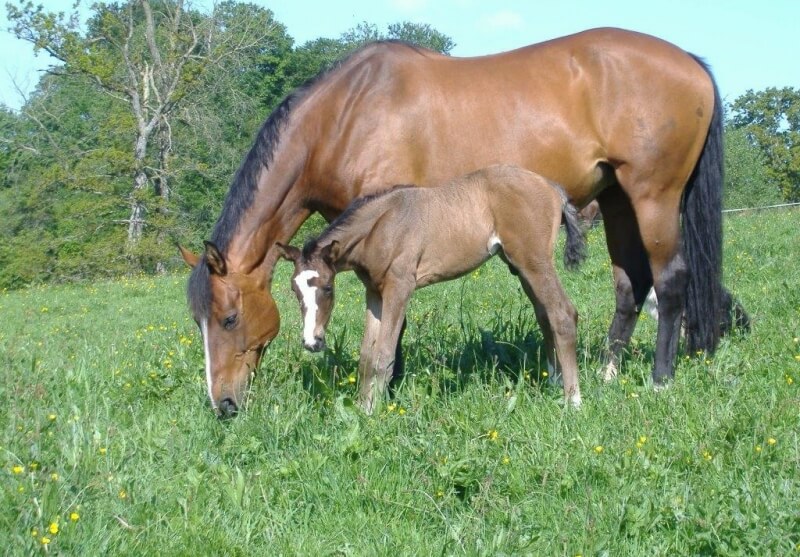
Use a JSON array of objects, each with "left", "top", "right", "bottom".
[{"left": 597, "top": 186, "right": 653, "bottom": 381}]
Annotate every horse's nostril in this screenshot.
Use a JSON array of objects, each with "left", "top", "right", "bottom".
[{"left": 218, "top": 398, "right": 238, "bottom": 419}]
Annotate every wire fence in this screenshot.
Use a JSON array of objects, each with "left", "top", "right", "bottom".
[{"left": 722, "top": 201, "right": 800, "bottom": 214}]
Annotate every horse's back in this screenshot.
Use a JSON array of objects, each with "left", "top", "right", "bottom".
[{"left": 308, "top": 28, "right": 714, "bottom": 205}]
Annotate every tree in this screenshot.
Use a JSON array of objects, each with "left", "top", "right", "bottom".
[
  {"left": 723, "top": 127, "right": 780, "bottom": 209},
  {"left": 7, "top": 0, "right": 288, "bottom": 263},
  {"left": 283, "top": 21, "right": 455, "bottom": 95},
  {"left": 386, "top": 21, "right": 455, "bottom": 54},
  {"left": 728, "top": 87, "right": 800, "bottom": 202}
]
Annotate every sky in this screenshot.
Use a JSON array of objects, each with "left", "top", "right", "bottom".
[{"left": 1, "top": 0, "right": 798, "bottom": 110}]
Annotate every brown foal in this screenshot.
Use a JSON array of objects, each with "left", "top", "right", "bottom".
[{"left": 277, "top": 165, "right": 586, "bottom": 412}]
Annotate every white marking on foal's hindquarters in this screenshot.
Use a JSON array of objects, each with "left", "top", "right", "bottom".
[
  {"left": 487, "top": 233, "right": 502, "bottom": 255},
  {"left": 295, "top": 270, "right": 320, "bottom": 347},
  {"left": 200, "top": 319, "right": 216, "bottom": 409}
]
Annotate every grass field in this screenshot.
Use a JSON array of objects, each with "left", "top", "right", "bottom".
[{"left": 2, "top": 209, "right": 799, "bottom": 556}]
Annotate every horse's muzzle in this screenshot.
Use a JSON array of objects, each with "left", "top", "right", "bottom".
[{"left": 217, "top": 397, "right": 239, "bottom": 419}]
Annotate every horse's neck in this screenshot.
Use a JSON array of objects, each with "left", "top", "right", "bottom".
[{"left": 222, "top": 139, "right": 308, "bottom": 278}]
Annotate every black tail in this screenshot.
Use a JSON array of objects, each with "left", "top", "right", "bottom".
[
  {"left": 562, "top": 201, "right": 587, "bottom": 271},
  {"left": 683, "top": 56, "right": 725, "bottom": 353}
]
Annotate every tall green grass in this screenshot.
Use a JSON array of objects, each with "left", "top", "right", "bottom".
[{"left": 2, "top": 209, "right": 798, "bottom": 555}]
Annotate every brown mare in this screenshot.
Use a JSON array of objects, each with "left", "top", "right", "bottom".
[
  {"left": 276, "top": 165, "right": 587, "bottom": 412},
  {"left": 181, "top": 27, "right": 745, "bottom": 417}
]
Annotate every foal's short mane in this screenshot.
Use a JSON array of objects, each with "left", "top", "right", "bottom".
[{"left": 303, "top": 184, "right": 416, "bottom": 258}]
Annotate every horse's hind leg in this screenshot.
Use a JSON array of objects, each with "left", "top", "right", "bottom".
[{"left": 597, "top": 185, "right": 653, "bottom": 381}]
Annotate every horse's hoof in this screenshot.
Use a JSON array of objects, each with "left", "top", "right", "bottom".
[{"left": 601, "top": 362, "right": 618, "bottom": 382}]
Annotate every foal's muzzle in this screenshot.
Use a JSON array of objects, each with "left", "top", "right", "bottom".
[{"left": 304, "top": 336, "right": 326, "bottom": 353}]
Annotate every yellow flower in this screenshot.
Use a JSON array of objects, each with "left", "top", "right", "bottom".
[
  {"left": 703, "top": 450, "right": 713, "bottom": 461},
  {"left": 48, "top": 413, "right": 57, "bottom": 421},
  {"left": 99, "top": 447, "right": 107, "bottom": 455},
  {"left": 755, "top": 445, "right": 762, "bottom": 453},
  {"left": 347, "top": 374, "right": 356, "bottom": 384},
  {"left": 541, "top": 371, "right": 549, "bottom": 378},
  {"left": 387, "top": 403, "right": 397, "bottom": 412},
  {"left": 594, "top": 445, "right": 604, "bottom": 454},
  {"left": 488, "top": 429, "right": 499, "bottom": 441},
  {"left": 502, "top": 456, "right": 511, "bottom": 465},
  {"left": 12, "top": 465, "right": 24, "bottom": 474},
  {"left": 31, "top": 529, "right": 38, "bottom": 537},
  {"left": 398, "top": 407, "right": 406, "bottom": 416},
  {"left": 70, "top": 512, "right": 80, "bottom": 522},
  {"left": 29, "top": 462, "right": 39, "bottom": 470},
  {"left": 119, "top": 489, "right": 127, "bottom": 499},
  {"left": 51, "top": 473, "right": 59, "bottom": 481},
  {"left": 41, "top": 537, "right": 51, "bottom": 546},
  {"left": 49, "top": 522, "right": 59, "bottom": 535},
  {"left": 767, "top": 438, "right": 777, "bottom": 446}
]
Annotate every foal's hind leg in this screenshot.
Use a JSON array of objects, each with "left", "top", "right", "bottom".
[
  {"left": 511, "top": 258, "right": 581, "bottom": 406},
  {"left": 597, "top": 186, "right": 653, "bottom": 381}
]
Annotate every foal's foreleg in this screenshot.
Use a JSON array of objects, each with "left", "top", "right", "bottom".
[{"left": 358, "top": 283, "right": 413, "bottom": 414}]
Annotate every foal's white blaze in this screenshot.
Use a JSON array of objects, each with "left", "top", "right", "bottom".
[
  {"left": 200, "top": 319, "right": 216, "bottom": 409},
  {"left": 295, "top": 270, "right": 320, "bottom": 347},
  {"left": 487, "top": 233, "right": 502, "bottom": 255}
]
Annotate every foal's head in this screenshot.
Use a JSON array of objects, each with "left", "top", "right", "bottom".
[{"left": 276, "top": 241, "right": 339, "bottom": 352}]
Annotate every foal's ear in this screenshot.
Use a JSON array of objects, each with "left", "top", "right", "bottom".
[
  {"left": 203, "top": 241, "right": 227, "bottom": 276},
  {"left": 178, "top": 245, "right": 200, "bottom": 268},
  {"left": 275, "top": 242, "right": 301, "bottom": 262},
  {"left": 320, "top": 241, "right": 340, "bottom": 265}
]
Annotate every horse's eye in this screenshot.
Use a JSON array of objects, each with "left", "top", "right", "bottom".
[
  {"left": 321, "top": 285, "right": 333, "bottom": 296},
  {"left": 222, "top": 314, "right": 238, "bottom": 330}
]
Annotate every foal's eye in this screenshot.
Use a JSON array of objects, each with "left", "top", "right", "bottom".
[
  {"left": 222, "top": 314, "right": 238, "bottom": 330},
  {"left": 321, "top": 285, "right": 333, "bottom": 296}
]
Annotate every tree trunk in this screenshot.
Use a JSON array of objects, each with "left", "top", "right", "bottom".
[{"left": 126, "top": 131, "right": 149, "bottom": 248}]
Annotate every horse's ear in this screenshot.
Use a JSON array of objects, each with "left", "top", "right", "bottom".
[
  {"left": 179, "top": 245, "right": 199, "bottom": 268},
  {"left": 275, "top": 242, "right": 301, "bottom": 262},
  {"left": 320, "top": 240, "right": 340, "bottom": 265},
  {"left": 204, "top": 241, "right": 227, "bottom": 276}
]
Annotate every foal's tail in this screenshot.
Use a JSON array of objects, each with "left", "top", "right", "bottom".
[{"left": 561, "top": 200, "right": 587, "bottom": 271}]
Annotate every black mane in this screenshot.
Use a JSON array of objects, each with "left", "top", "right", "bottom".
[{"left": 188, "top": 41, "right": 427, "bottom": 319}]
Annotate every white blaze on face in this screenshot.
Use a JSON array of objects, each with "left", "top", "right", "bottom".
[
  {"left": 200, "top": 319, "right": 216, "bottom": 409},
  {"left": 295, "top": 269, "right": 320, "bottom": 347}
]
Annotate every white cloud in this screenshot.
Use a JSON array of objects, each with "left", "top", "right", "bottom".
[{"left": 484, "top": 10, "right": 524, "bottom": 30}]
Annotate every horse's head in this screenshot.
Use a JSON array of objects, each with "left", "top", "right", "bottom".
[
  {"left": 275, "top": 241, "right": 338, "bottom": 353},
  {"left": 180, "top": 242, "right": 280, "bottom": 418}
]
